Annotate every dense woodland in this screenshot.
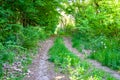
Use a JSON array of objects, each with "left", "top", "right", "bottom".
[{"left": 0, "top": 0, "right": 120, "bottom": 80}]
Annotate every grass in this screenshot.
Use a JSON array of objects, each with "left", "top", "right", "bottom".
[
  {"left": 0, "top": 27, "right": 48, "bottom": 80},
  {"left": 48, "top": 37, "right": 117, "bottom": 80},
  {"left": 71, "top": 34, "right": 120, "bottom": 71},
  {"left": 0, "top": 47, "right": 37, "bottom": 80}
]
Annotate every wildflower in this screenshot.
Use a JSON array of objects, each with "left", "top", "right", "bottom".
[
  {"left": 101, "top": 41, "right": 103, "bottom": 44},
  {"left": 104, "top": 46, "right": 107, "bottom": 48},
  {"left": 93, "top": 50, "right": 96, "bottom": 53}
]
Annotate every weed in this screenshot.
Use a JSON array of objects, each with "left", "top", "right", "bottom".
[{"left": 48, "top": 37, "right": 117, "bottom": 80}]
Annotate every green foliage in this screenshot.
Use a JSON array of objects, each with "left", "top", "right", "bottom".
[
  {"left": 0, "top": 0, "right": 64, "bottom": 79},
  {"left": 48, "top": 37, "right": 116, "bottom": 80},
  {"left": 49, "top": 38, "right": 80, "bottom": 67},
  {"left": 1, "top": 52, "right": 15, "bottom": 63},
  {"left": 70, "top": 0, "right": 120, "bottom": 70},
  {"left": 0, "top": 64, "right": 2, "bottom": 77},
  {"left": 0, "top": 43, "right": 4, "bottom": 77},
  {"left": 22, "top": 27, "right": 40, "bottom": 49},
  {"left": 72, "top": 33, "right": 120, "bottom": 70},
  {"left": 89, "top": 37, "right": 120, "bottom": 69}
]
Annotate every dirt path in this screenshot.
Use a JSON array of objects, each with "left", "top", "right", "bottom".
[
  {"left": 24, "top": 38, "right": 69, "bottom": 80},
  {"left": 64, "top": 37, "right": 120, "bottom": 80},
  {"left": 24, "top": 38, "right": 55, "bottom": 80}
]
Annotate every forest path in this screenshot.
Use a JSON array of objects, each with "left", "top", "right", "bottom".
[
  {"left": 24, "top": 38, "right": 68, "bottom": 80},
  {"left": 64, "top": 37, "right": 120, "bottom": 80},
  {"left": 24, "top": 37, "right": 120, "bottom": 80}
]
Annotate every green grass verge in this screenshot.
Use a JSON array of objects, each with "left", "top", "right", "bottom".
[
  {"left": 48, "top": 37, "right": 117, "bottom": 80},
  {"left": 71, "top": 34, "right": 120, "bottom": 70}
]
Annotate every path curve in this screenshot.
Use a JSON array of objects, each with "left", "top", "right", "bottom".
[
  {"left": 64, "top": 37, "right": 120, "bottom": 80},
  {"left": 24, "top": 38, "right": 55, "bottom": 80},
  {"left": 24, "top": 38, "right": 69, "bottom": 80}
]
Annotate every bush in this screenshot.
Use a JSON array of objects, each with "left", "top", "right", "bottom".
[
  {"left": 72, "top": 33, "right": 120, "bottom": 70},
  {"left": 22, "top": 27, "right": 46, "bottom": 49},
  {"left": 70, "top": 0, "right": 120, "bottom": 70},
  {"left": 0, "top": 26, "right": 47, "bottom": 79}
]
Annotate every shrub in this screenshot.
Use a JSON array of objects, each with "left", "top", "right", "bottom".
[{"left": 22, "top": 27, "right": 43, "bottom": 49}]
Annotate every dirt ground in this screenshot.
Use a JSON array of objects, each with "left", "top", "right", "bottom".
[
  {"left": 24, "top": 37, "right": 120, "bottom": 80},
  {"left": 64, "top": 37, "right": 120, "bottom": 80},
  {"left": 24, "top": 38, "right": 69, "bottom": 80}
]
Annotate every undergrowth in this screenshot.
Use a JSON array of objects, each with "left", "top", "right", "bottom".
[
  {"left": 0, "top": 27, "right": 47, "bottom": 80},
  {"left": 48, "top": 37, "right": 117, "bottom": 80},
  {"left": 72, "top": 33, "right": 120, "bottom": 70}
]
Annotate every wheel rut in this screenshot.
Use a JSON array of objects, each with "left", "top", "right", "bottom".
[
  {"left": 24, "top": 38, "right": 55, "bottom": 80},
  {"left": 24, "top": 38, "right": 69, "bottom": 80},
  {"left": 24, "top": 37, "right": 120, "bottom": 80},
  {"left": 64, "top": 37, "right": 120, "bottom": 80}
]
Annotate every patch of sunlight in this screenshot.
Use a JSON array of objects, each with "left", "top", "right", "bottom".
[
  {"left": 55, "top": 75, "right": 65, "bottom": 80},
  {"left": 115, "top": 0, "right": 118, "bottom": 4},
  {"left": 54, "top": 11, "right": 75, "bottom": 34},
  {"left": 88, "top": 76, "right": 100, "bottom": 80}
]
